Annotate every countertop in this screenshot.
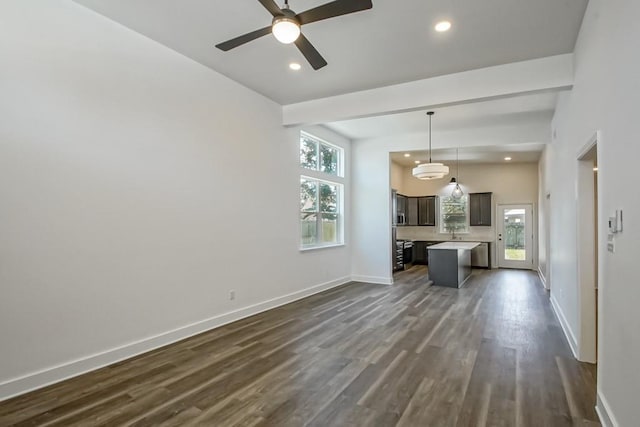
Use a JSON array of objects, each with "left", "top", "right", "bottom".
[
  {"left": 398, "top": 239, "right": 493, "bottom": 243},
  {"left": 428, "top": 242, "right": 481, "bottom": 250}
]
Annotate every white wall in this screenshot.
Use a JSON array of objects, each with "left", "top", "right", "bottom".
[
  {"left": 394, "top": 161, "right": 539, "bottom": 268},
  {"left": 537, "top": 145, "right": 552, "bottom": 288},
  {"left": 0, "top": 0, "right": 351, "bottom": 400},
  {"left": 390, "top": 161, "right": 404, "bottom": 192},
  {"left": 546, "top": 0, "right": 640, "bottom": 425}
]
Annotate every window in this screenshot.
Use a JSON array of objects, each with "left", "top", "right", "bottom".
[
  {"left": 299, "top": 132, "right": 344, "bottom": 248},
  {"left": 440, "top": 195, "right": 469, "bottom": 234}
]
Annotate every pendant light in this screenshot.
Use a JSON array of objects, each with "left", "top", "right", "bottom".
[
  {"left": 451, "top": 148, "right": 464, "bottom": 199},
  {"left": 412, "top": 112, "right": 449, "bottom": 180}
]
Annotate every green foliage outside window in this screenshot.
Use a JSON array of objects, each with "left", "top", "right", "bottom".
[
  {"left": 299, "top": 133, "right": 343, "bottom": 247},
  {"left": 440, "top": 196, "right": 469, "bottom": 234}
]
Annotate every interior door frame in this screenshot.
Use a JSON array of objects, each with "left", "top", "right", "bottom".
[
  {"left": 497, "top": 203, "right": 535, "bottom": 270},
  {"left": 576, "top": 132, "right": 599, "bottom": 363}
]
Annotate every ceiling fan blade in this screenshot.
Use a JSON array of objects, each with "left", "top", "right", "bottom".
[
  {"left": 294, "top": 34, "right": 327, "bottom": 70},
  {"left": 215, "top": 26, "right": 272, "bottom": 51},
  {"left": 296, "top": 0, "right": 372, "bottom": 25},
  {"left": 257, "top": 0, "right": 283, "bottom": 17}
]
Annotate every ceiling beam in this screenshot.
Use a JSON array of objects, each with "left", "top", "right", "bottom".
[{"left": 282, "top": 54, "right": 573, "bottom": 127}]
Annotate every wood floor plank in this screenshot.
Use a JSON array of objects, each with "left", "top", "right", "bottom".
[{"left": 0, "top": 267, "right": 599, "bottom": 426}]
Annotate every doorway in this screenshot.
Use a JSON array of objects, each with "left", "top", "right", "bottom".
[
  {"left": 576, "top": 134, "right": 599, "bottom": 363},
  {"left": 497, "top": 204, "right": 534, "bottom": 269}
]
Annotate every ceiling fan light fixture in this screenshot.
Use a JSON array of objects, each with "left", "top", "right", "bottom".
[{"left": 272, "top": 16, "right": 301, "bottom": 44}]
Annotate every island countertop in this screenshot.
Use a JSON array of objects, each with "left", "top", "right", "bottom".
[{"left": 428, "top": 242, "right": 481, "bottom": 250}]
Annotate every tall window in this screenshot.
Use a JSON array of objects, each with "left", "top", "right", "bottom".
[
  {"left": 440, "top": 195, "right": 469, "bottom": 234},
  {"left": 299, "top": 132, "right": 344, "bottom": 248}
]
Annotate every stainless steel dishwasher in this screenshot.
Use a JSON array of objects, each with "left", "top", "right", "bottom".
[{"left": 471, "top": 242, "right": 489, "bottom": 268}]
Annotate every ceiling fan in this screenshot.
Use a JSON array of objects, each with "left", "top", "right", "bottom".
[{"left": 215, "top": 0, "right": 373, "bottom": 70}]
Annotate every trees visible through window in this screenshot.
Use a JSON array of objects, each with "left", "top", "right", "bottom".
[
  {"left": 440, "top": 195, "right": 469, "bottom": 234},
  {"left": 299, "top": 132, "right": 343, "bottom": 248}
]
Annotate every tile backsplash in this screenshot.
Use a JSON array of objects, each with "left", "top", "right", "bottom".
[{"left": 396, "top": 226, "right": 496, "bottom": 243}]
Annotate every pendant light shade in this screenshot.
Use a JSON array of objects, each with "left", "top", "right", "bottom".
[
  {"left": 451, "top": 148, "right": 464, "bottom": 199},
  {"left": 413, "top": 162, "right": 450, "bottom": 180},
  {"left": 451, "top": 183, "right": 464, "bottom": 199},
  {"left": 413, "top": 112, "right": 449, "bottom": 180}
]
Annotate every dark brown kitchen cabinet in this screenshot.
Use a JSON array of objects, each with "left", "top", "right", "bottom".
[
  {"left": 413, "top": 241, "right": 439, "bottom": 264},
  {"left": 417, "top": 196, "right": 437, "bottom": 226},
  {"left": 406, "top": 197, "right": 419, "bottom": 226},
  {"left": 402, "top": 196, "right": 437, "bottom": 226},
  {"left": 470, "top": 192, "right": 492, "bottom": 226},
  {"left": 396, "top": 194, "right": 407, "bottom": 225}
]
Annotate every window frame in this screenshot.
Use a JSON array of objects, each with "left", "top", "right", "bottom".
[
  {"left": 439, "top": 194, "right": 470, "bottom": 234},
  {"left": 300, "top": 131, "right": 344, "bottom": 178},
  {"left": 299, "top": 132, "right": 345, "bottom": 250}
]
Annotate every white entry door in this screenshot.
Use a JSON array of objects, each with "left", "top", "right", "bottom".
[{"left": 497, "top": 204, "right": 534, "bottom": 269}]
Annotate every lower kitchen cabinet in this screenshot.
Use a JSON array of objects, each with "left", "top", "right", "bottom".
[{"left": 413, "top": 241, "right": 439, "bottom": 265}]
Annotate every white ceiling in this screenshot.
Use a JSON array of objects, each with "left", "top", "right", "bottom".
[{"left": 73, "top": 0, "right": 588, "bottom": 105}]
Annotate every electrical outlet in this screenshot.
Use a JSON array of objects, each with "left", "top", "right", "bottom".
[{"left": 229, "top": 290, "right": 235, "bottom": 301}]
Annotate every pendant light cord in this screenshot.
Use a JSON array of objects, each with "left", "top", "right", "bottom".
[{"left": 427, "top": 112, "right": 433, "bottom": 163}]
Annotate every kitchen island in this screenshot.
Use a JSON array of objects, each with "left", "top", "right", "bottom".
[{"left": 428, "top": 242, "right": 480, "bottom": 288}]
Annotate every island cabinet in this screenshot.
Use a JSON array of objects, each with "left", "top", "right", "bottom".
[
  {"left": 402, "top": 196, "right": 437, "bottom": 226},
  {"left": 413, "top": 241, "right": 440, "bottom": 264},
  {"left": 469, "top": 192, "right": 492, "bottom": 226},
  {"left": 428, "top": 242, "right": 480, "bottom": 288}
]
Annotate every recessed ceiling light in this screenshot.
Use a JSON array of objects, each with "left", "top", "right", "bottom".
[
  {"left": 415, "top": 160, "right": 421, "bottom": 164},
  {"left": 435, "top": 21, "right": 452, "bottom": 32},
  {"left": 289, "top": 62, "right": 301, "bottom": 71},
  {"left": 504, "top": 157, "right": 512, "bottom": 161},
  {"left": 404, "top": 153, "right": 411, "bottom": 157}
]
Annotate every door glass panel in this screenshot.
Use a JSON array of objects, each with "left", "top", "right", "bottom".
[{"left": 504, "top": 208, "right": 526, "bottom": 260}]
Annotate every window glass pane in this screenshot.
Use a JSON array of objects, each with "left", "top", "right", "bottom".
[
  {"left": 320, "top": 143, "right": 339, "bottom": 175},
  {"left": 319, "top": 182, "right": 337, "bottom": 214},
  {"left": 504, "top": 208, "right": 526, "bottom": 260},
  {"left": 300, "top": 213, "right": 317, "bottom": 245},
  {"left": 321, "top": 213, "right": 338, "bottom": 244},
  {"left": 300, "top": 136, "right": 317, "bottom": 170},
  {"left": 300, "top": 179, "right": 317, "bottom": 212},
  {"left": 441, "top": 196, "right": 469, "bottom": 233}
]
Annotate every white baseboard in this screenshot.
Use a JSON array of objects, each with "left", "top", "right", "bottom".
[
  {"left": 0, "top": 276, "right": 351, "bottom": 402},
  {"left": 350, "top": 275, "right": 393, "bottom": 285},
  {"left": 537, "top": 267, "right": 548, "bottom": 289},
  {"left": 596, "top": 389, "right": 618, "bottom": 427},
  {"left": 550, "top": 294, "right": 579, "bottom": 359}
]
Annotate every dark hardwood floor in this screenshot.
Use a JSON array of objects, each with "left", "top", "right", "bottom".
[{"left": 0, "top": 267, "right": 599, "bottom": 426}]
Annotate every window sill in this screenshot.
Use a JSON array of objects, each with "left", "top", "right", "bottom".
[{"left": 299, "top": 243, "right": 345, "bottom": 252}]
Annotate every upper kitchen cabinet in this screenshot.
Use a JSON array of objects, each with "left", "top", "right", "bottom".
[
  {"left": 417, "top": 196, "right": 437, "bottom": 226},
  {"left": 469, "top": 192, "right": 492, "bottom": 226},
  {"left": 407, "top": 197, "right": 419, "bottom": 226},
  {"left": 396, "top": 194, "right": 407, "bottom": 225},
  {"left": 401, "top": 195, "right": 437, "bottom": 226}
]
